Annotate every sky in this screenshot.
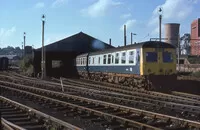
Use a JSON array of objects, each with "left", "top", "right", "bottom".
[{"left": 0, "top": 0, "right": 200, "bottom": 49}]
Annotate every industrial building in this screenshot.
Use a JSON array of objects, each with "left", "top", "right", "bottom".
[
  {"left": 33, "top": 32, "right": 114, "bottom": 78},
  {"left": 164, "top": 23, "right": 180, "bottom": 47},
  {"left": 191, "top": 18, "right": 200, "bottom": 56}
]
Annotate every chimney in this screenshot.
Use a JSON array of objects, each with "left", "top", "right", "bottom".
[
  {"left": 109, "top": 38, "right": 111, "bottom": 45},
  {"left": 124, "top": 25, "right": 126, "bottom": 46}
]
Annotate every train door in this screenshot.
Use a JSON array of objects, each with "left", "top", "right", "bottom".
[{"left": 157, "top": 48, "right": 163, "bottom": 75}]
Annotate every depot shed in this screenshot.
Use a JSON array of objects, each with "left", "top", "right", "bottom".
[{"left": 33, "top": 32, "right": 114, "bottom": 78}]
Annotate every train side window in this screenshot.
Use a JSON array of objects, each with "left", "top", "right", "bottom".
[
  {"left": 84, "top": 58, "right": 86, "bottom": 65},
  {"left": 115, "top": 53, "right": 119, "bottom": 64},
  {"left": 146, "top": 52, "right": 157, "bottom": 62},
  {"left": 88, "top": 57, "right": 91, "bottom": 64},
  {"left": 121, "top": 52, "right": 126, "bottom": 64},
  {"left": 92, "top": 57, "right": 95, "bottom": 64},
  {"left": 129, "top": 51, "right": 134, "bottom": 64},
  {"left": 163, "top": 52, "right": 173, "bottom": 62},
  {"left": 111, "top": 55, "right": 114, "bottom": 64},
  {"left": 108, "top": 54, "right": 111, "bottom": 64},
  {"left": 103, "top": 55, "right": 107, "bottom": 64},
  {"left": 98, "top": 57, "right": 101, "bottom": 64}
]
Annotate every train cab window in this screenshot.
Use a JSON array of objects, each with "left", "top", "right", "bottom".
[
  {"left": 129, "top": 51, "right": 134, "bottom": 64},
  {"left": 121, "top": 52, "right": 126, "bottom": 64},
  {"left": 103, "top": 55, "right": 107, "bottom": 64},
  {"left": 115, "top": 53, "right": 119, "bottom": 64},
  {"left": 163, "top": 52, "right": 173, "bottom": 62},
  {"left": 98, "top": 57, "right": 101, "bottom": 64},
  {"left": 146, "top": 52, "right": 157, "bottom": 62},
  {"left": 108, "top": 54, "right": 111, "bottom": 64}
]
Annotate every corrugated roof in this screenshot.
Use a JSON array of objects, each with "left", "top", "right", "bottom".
[{"left": 36, "top": 32, "right": 114, "bottom": 53}]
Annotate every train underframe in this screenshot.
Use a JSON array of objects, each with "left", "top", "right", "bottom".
[{"left": 78, "top": 70, "right": 177, "bottom": 92}]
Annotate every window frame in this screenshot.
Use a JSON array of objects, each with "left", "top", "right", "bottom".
[
  {"left": 163, "top": 51, "right": 173, "bottom": 63},
  {"left": 121, "top": 51, "right": 126, "bottom": 64},
  {"left": 103, "top": 55, "right": 107, "bottom": 64},
  {"left": 129, "top": 51, "right": 135, "bottom": 64},
  {"left": 115, "top": 52, "right": 119, "bottom": 64},
  {"left": 145, "top": 52, "right": 158, "bottom": 63},
  {"left": 108, "top": 54, "right": 111, "bottom": 64}
]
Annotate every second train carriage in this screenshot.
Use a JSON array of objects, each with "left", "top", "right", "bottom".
[{"left": 75, "top": 41, "right": 176, "bottom": 91}]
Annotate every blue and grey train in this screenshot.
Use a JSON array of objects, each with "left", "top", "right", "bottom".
[{"left": 75, "top": 41, "right": 177, "bottom": 91}]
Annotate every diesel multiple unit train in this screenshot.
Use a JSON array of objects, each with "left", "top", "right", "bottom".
[{"left": 75, "top": 41, "right": 176, "bottom": 91}]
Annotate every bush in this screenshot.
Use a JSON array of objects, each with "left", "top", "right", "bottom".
[
  {"left": 191, "top": 71, "right": 200, "bottom": 78},
  {"left": 20, "top": 55, "right": 33, "bottom": 76}
]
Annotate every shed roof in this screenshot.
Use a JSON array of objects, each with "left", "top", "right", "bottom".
[{"left": 36, "top": 32, "right": 114, "bottom": 53}]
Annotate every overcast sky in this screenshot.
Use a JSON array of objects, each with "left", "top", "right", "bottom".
[{"left": 0, "top": 0, "right": 199, "bottom": 48}]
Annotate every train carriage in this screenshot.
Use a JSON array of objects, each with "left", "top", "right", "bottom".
[{"left": 75, "top": 41, "right": 176, "bottom": 91}]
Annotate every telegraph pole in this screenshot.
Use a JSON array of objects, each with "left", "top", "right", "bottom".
[
  {"left": 131, "top": 32, "right": 137, "bottom": 44},
  {"left": 41, "top": 14, "right": 46, "bottom": 79},
  {"left": 124, "top": 25, "right": 126, "bottom": 46},
  {"left": 178, "top": 34, "right": 180, "bottom": 72},
  {"left": 23, "top": 32, "right": 26, "bottom": 57},
  {"left": 22, "top": 42, "right": 23, "bottom": 58},
  {"left": 158, "top": 7, "right": 163, "bottom": 42}
]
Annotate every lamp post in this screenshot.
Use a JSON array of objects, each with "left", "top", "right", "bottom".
[
  {"left": 22, "top": 42, "right": 23, "bottom": 58},
  {"left": 41, "top": 14, "right": 46, "bottom": 79},
  {"left": 23, "top": 32, "right": 26, "bottom": 57},
  {"left": 158, "top": 7, "right": 163, "bottom": 42},
  {"left": 131, "top": 32, "right": 137, "bottom": 44}
]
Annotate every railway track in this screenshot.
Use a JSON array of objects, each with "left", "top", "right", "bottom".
[
  {"left": 1, "top": 80, "right": 200, "bottom": 129},
  {"left": 7, "top": 72, "right": 200, "bottom": 105},
  {"left": 0, "top": 96, "right": 82, "bottom": 130},
  {"left": 171, "top": 91, "right": 200, "bottom": 101},
  {"left": 3, "top": 73, "right": 200, "bottom": 107},
  {"left": 1, "top": 74, "right": 200, "bottom": 121}
]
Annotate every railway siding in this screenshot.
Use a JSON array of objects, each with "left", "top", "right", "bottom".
[
  {"left": 0, "top": 96, "right": 82, "bottom": 130},
  {"left": 1, "top": 82, "right": 200, "bottom": 129}
]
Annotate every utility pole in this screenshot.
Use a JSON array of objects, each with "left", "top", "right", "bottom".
[
  {"left": 22, "top": 42, "right": 23, "bottom": 58},
  {"left": 41, "top": 14, "right": 46, "bottom": 79},
  {"left": 23, "top": 32, "right": 26, "bottom": 57},
  {"left": 131, "top": 32, "right": 137, "bottom": 44},
  {"left": 158, "top": 7, "right": 163, "bottom": 42},
  {"left": 178, "top": 34, "right": 180, "bottom": 72},
  {"left": 124, "top": 25, "right": 126, "bottom": 46}
]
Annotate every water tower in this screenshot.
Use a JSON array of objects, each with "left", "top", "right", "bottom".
[{"left": 165, "top": 23, "right": 180, "bottom": 47}]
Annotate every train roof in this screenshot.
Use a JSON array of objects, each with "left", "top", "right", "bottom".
[{"left": 77, "top": 41, "right": 175, "bottom": 57}]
